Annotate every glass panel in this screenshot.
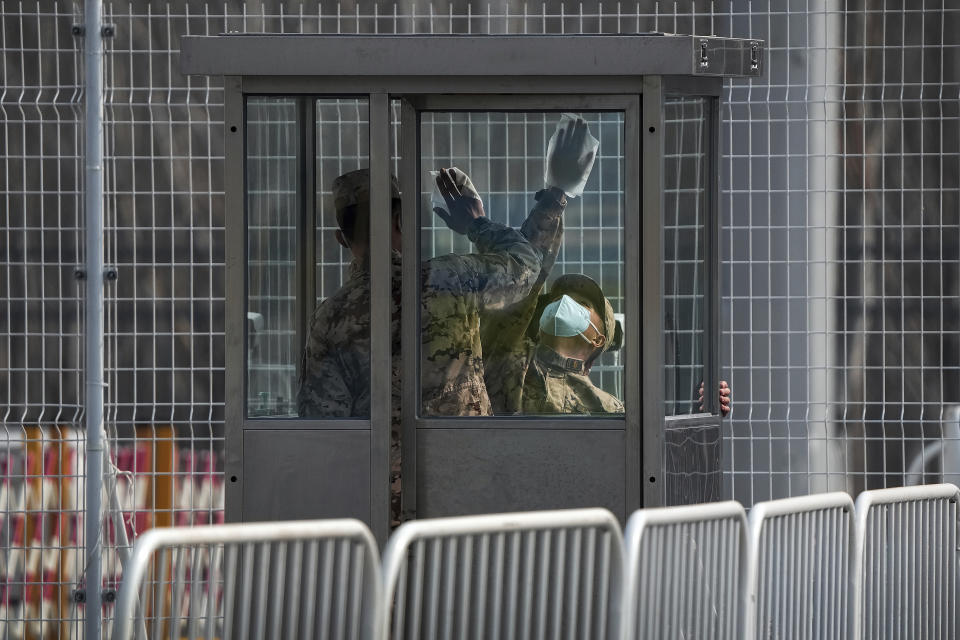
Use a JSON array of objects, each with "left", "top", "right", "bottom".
[
  {"left": 299, "top": 99, "right": 371, "bottom": 418},
  {"left": 663, "top": 96, "right": 709, "bottom": 416},
  {"left": 246, "top": 98, "right": 299, "bottom": 417},
  {"left": 418, "top": 111, "right": 626, "bottom": 416},
  {"left": 246, "top": 97, "right": 371, "bottom": 418}
]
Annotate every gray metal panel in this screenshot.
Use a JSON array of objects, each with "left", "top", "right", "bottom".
[
  {"left": 180, "top": 35, "right": 764, "bottom": 79},
  {"left": 415, "top": 418, "right": 622, "bottom": 430},
  {"left": 624, "top": 95, "right": 643, "bottom": 515},
  {"left": 240, "top": 418, "right": 370, "bottom": 430},
  {"left": 399, "top": 99, "right": 420, "bottom": 522},
  {"left": 641, "top": 77, "right": 665, "bottom": 507},
  {"left": 705, "top": 96, "right": 721, "bottom": 417},
  {"left": 368, "top": 93, "right": 391, "bottom": 544},
  {"left": 415, "top": 429, "right": 626, "bottom": 520},
  {"left": 704, "top": 98, "right": 722, "bottom": 416},
  {"left": 239, "top": 75, "right": 646, "bottom": 96},
  {"left": 411, "top": 93, "right": 637, "bottom": 111},
  {"left": 242, "top": 430, "right": 371, "bottom": 523},
  {"left": 224, "top": 76, "right": 245, "bottom": 522},
  {"left": 662, "top": 75, "right": 724, "bottom": 97}
]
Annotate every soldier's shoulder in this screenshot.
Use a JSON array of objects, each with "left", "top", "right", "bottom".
[
  {"left": 306, "top": 278, "right": 371, "bottom": 346},
  {"left": 312, "top": 278, "right": 369, "bottom": 318}
]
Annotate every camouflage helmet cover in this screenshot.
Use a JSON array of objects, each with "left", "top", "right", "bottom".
[{"left": 331, "top": 168, "right": 402, "bottom": 231}]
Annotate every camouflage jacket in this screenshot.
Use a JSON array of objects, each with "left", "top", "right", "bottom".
[
  {"left": 480, "top": 189, "right": 566, "bottom": 413},
  {"left": 518, "top": 342, "right": 624, "bottom": 415},
  {"left": 296, "top": 216, "right": 541, "bottom": 419}
]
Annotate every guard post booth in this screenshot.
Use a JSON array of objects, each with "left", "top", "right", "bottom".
[{"left": 181, "top": 33, "right": 763, "bottom": 542}]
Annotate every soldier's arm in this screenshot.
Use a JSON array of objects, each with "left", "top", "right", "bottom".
[
  {"left": 480, "top": 187, "right": 565, "bottom": 337},
  {"left": 479, "top": 188, "right": 565, "bottom": 405},
  {"left": 519, "top": 187, "right": 566, "bottom": 286},
  {"left": 455, "top": 216, "right": 542, "bottom": 310}
]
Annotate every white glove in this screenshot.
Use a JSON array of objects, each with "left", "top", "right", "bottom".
[
  {"left": 544, "top": 113, "right": 599, "bottom": 198},
  {"left": 429, "top": 167, "right": 482, "bottom": 212}
]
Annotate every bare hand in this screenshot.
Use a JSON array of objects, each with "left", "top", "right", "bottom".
[
  {"left": 699, "top": 380, "right": 732, "bottom": 416},
  {"left": 433, "top": 168, "right": 485, "bottom": 235},
  {"left": 548, "top": 116, "right": 595, "bottom": 190}
]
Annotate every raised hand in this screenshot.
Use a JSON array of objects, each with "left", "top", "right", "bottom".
[
  {"left": 548, "top": 116, "right": 595, "bottom": 192},
  {"left": 433, "top": 168, "right": 486, "bottom": 235}
]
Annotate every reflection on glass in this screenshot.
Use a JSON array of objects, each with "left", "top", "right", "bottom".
[
  {"left": 297, "top": 99, "right": 372, "bottom": 419},
  {"left": 663, "top": 97, "right": 708, "bottom": 415},
  {"left": 246, "top": 97, "right": 372, "bottom": 418},
  {"left": 246, "top": 98, "right": 299, "bottom": 417},
  {"left": 418, "top": 112, "right": 625, "bottom": 416},
  {"left": 315, "top": 100, "right": 372, "bottom": 306}
]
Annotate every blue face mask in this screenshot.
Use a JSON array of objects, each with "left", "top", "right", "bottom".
[{"left": 539, "top": 294, "right": 602, "bottom": 343}]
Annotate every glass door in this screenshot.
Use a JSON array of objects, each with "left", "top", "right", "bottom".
[{"left": 399, "top": 96, "right": 641, "bottom": 520}]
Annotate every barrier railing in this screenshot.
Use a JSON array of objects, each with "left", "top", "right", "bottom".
[
  {"left": 380, "top": 508, "right": 623, "bottom": 640},
  {"left": 852, "top": 483, "right": 960, "bottom": 640},
  {"left": 107, "top": 485, "right": 959, "bottom": 640},
  {"left": 111, "top": 519, "right": 381, "bottom": 640},
  {"left": 620, "top": 501, "right": 746, "bottom": 640},
  {"left": 742, "top": 492, "right": 854, "bottom": 640}
]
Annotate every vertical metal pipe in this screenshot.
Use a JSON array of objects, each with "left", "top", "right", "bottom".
[{"left": 82, "top": 1, "right": 106, "bottom": 638}]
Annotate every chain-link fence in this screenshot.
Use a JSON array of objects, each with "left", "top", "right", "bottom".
[{"left": 2, "top": 0, "right": 959, "bottom": 635}]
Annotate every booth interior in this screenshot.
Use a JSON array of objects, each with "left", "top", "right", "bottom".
[{"left": 180, "top": 33, "right": 764, "bottom": 542}]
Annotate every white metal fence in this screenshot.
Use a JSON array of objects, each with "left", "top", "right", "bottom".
[
  {"left": 621, "top": 500, "right": 746, "bottom": 640},
  {"left": 111, "top": 518, "right": 382, "bottom": 640},
  {"left": 742, "top": 492, "right": 855, "bottom": 640},
  {"left": 109, "top": 492, "right": 959, "bottom": 640},
  {"left": 3, "top": 0, "right": 960, "bottom": 635},
  {"left": 852, "top": 483, "right": 960, "bottom": 640},
  {"left": 381, "top": 509, "right": 623, "bottom": 640}
]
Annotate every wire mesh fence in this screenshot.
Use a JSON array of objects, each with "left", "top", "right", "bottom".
[{"left": 2, "top": 0, "right": 959, "bottom": 635}]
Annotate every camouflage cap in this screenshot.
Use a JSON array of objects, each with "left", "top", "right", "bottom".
[
  {"left": 332, "top": 168, "right": 401, "bottom": 226},
  {"left": 545, "top": 274, "right": 622, "bottom": 352}
]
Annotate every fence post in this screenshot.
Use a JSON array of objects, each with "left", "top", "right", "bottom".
[{"left": 83, "top": 0, "right": 106, "bottom": 637}]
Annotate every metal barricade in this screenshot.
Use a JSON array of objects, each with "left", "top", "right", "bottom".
[
  {"left": 111, "top": 519, "right": 382, "bottom": 640},
  {"left": 380, "top": 509, "right": 623, "bottom": 640},
  {"left": 618, "top": 501, "right": 747, "bottom": 640},
  {"left": 852, "top": 483, "right": 960, "bottom": 640},
  {"left": 742, "top": 492, "right": 854, "bottom": 640}
]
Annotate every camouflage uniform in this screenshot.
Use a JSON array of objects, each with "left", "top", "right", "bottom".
[
  {"left": 297, "top": 213, "right": 541, "bottom": 524},
  {"left": 518, "top": 342, "right": 624, "bottom": 414},
  {"left": 481, "top": 188, "right": 567, "bottom": 413},
  {"left": 489, "top": 272, "right": 626, "bottom": 416}
]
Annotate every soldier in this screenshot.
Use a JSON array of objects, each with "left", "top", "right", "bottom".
[
  {"left": 511, "top": 274, "right": 733, "bottom": 416},
  {"left": 296, "top": 167, "right": 551, "bottom": 418},
  {"left": 515, "top": 274, "right": 626, "bottom": 414},
  {"left": 298, "top": 116, "right": 593, "bottom": 417}
]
